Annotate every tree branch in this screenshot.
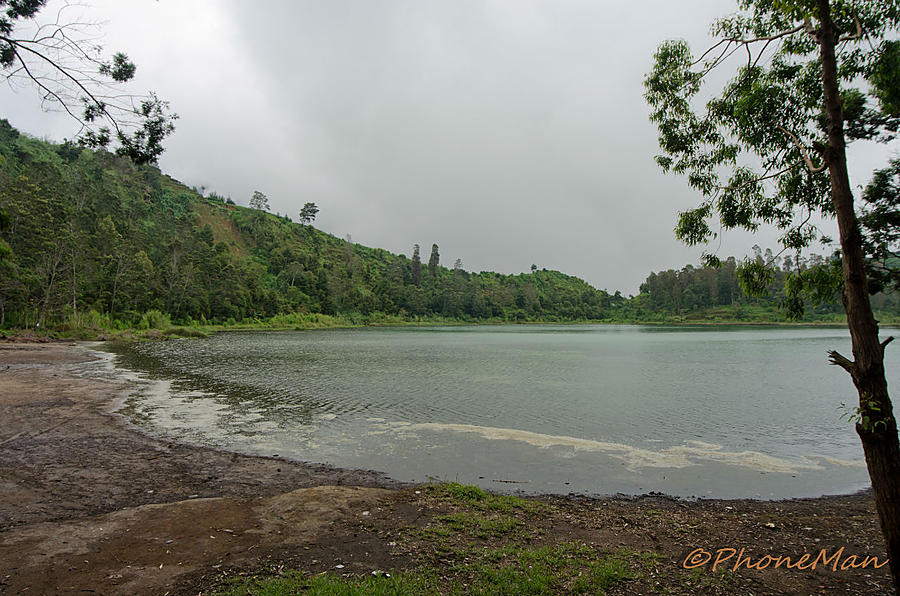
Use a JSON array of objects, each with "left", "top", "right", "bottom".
[
  {"left": 827, "top": 349, "right": 857, "bottom": 376},
  {"left": 882, "top": 336, "right": 895, "bottom": 349},
  {"left": 839, "top": 14, "right": 863, "bottom": 42},
  {"left": 716, "top": 162, "right": 799, "bottom": 192},
  {"left": 9, "top": 45, "right": 86, "bottom": 131},
  {"left": 0, "top": 34, "right": 122, "bottom": 135},
  {"left": 804, "top": 18, "right": 820, "bottom": 44},
  {"left": 778, "top": 125, "right": 827, "bottom": 173},
  {"left": 726, "top": 24, "right": 805, "bottom": 45}
]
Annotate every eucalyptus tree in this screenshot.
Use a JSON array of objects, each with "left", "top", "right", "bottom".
[
  {"left": 0, "top": 0, "right": 175, "bottom": 164},
  {"left": 644, "top": 1, "right": 900, "bottom": 587}
]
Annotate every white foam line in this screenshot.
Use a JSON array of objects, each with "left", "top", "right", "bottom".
[{"left": 383, "top": 422, "right": 835, "bottom": 474}]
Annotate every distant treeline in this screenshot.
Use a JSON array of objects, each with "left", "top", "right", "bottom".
[
  {"left": 0, "top": 121, "right": 896, "bottom": 330},
  {"left": 636, "top": 248, "right": 898, "bottom": 320}
]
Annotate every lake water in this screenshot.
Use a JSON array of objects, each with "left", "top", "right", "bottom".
[{"left": 104, "top": 325, "right": 899, "bottom": 499}]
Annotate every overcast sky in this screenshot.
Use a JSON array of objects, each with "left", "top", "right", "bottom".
[{"left": 3, "top": 1, "right": 897, "bottom": 293}]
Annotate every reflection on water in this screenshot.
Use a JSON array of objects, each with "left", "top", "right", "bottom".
[{"left": 103, "top": 325, "right": 895, "bottom": 499}]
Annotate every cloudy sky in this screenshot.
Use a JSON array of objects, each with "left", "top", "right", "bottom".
[{"left": 3, "top": 0, "right": 896, "bottom": 293}]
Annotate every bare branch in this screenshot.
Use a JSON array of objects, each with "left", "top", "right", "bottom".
[
  {"left": 1, "top": 34, "right": 122, "bottom": 135},
  {"left": 726, "top": 23, "right": 805, "bottom": 44},
  {"left": 693, "top": 38, "right": 731, "bottom": 66},
  {"left": 827, "top": 349, "right": 857, "bottom": 376},
  {"left": 9, "top": 46, "right": 86, "bottom": 132},
  {"left": 882, "top": 336, "right": 895, "bottom": 349},
  {"left": 778, "top": 125, "right": 827, "bottom": 173}
]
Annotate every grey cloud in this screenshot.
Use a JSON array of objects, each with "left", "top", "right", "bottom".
[{"left": 8, "top": 1, "right": 891, "bottom": 292}]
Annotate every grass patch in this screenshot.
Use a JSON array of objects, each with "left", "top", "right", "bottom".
[
  {"left": 432, "top": 512, "right": 523, "bottom": 539},
  {"left": 162, "top": 326, "right": 209, "bottom": 338},
  {"left": 220, "top": 543, "right": 651, "bottom": 596},
  {"left": 462, "top": 543, "right": 637, "bottom": 595},
  {"left": 426, "top": 482, "right": 547, "bottom": 514},
  {"left": 221, "top": 569, "right": 440, "bottom": 595}
]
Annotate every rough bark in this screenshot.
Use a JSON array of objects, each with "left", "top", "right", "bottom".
[{"left": 818, "top": 1, "right": 900, "bottom": 591}]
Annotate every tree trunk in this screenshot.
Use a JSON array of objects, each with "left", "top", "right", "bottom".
[{"left": 818, "top": 1, "right": 900, "bottom": 591}]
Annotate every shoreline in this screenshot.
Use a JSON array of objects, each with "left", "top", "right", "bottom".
[
  {"left": 0, "top": 341, "right": 892, "bottom": 594},
  {"left": 2, "top": 315, "right": 889, "bottom": 345}
]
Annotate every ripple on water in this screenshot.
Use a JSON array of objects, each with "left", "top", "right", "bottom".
[{"left": 99, "top": 325, "right": 886, "bottom": 498}]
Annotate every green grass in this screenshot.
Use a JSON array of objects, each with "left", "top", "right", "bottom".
[
  {"left": 431, "top": 512, "right": 523, "bottom": 539},
  {"left": 426, "top": 482, "right": 547, "bottom": 514},
  {"left": 220, "top": 544, "right": 650, "bottom": 596},
  {"left": 221, "top": 569, "right": 441, "bottom": 596}
]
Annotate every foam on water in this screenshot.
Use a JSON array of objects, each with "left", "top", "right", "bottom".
[{"left": 380, "top": 422, "right": 857, "bottom": 474}]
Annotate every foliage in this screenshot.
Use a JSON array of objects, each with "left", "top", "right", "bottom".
[
  {"left": 298, "top": 201, "right": 318, "bottom": 224},
  {"left": 859, "top": 158, "right": 900, "bottom": 294},
  {"left": 0, "top": 1, "right": 176, "bottom": 164},
  {"left": 634, "top": 248, "right": 892, "bottom": 321},
  {"left": 646, "top": 4, "right": 900, "bottom": 588},
  {"left": 249, "top": 190, "right": 269, "bottom": 211},
  {"left": 643, "top": 0, "right": 900, "bottom": 316},
  {"left": 428, "top": 243, "right": 439, "bottom": 279}
]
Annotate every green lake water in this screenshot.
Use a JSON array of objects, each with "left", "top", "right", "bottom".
[{"left": 102, "top": 325, "right": 898, "bottom": 499}]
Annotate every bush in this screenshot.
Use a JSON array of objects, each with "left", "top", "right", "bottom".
[
  {"left": 139, "top": 309, "right": 171, "bottom": 330},
  {"left": 61, "top": 309, "right": 113, "bottom": 332}
]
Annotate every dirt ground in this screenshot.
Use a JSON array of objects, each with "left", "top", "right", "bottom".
[{"left": 0, "top": 342, "right": 894, "bottom": 595}]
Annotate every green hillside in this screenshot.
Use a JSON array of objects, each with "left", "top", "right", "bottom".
[{"left": 0, "top": 120, "right": 618, "bottom": 330}]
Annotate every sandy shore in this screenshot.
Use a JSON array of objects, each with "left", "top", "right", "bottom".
[{"left": 0, "top": 342, "right": 893, "bottom": 594}]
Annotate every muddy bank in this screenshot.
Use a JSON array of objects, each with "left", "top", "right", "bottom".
[
  {"left": 0, "top": 342, "right": 399, "bottom": 530},
  {"left": 0, "top": 342, "right": 892, "bottom": 595}
]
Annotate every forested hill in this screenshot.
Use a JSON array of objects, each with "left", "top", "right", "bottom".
[{"left": 0, "top": 120, "right": 619, "bottom": 328}]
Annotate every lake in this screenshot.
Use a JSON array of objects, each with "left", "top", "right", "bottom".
[{"left": 103, "top": 325, "right": 898, "bottom": 499}]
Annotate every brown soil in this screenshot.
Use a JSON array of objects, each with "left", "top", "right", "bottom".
[{"left": 0, "top": 342, "right": 893, "bottom": 595}]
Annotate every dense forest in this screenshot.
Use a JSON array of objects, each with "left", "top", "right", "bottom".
[
  {"left": 0, "top": 121, "right": 896, "bottom": 332},
  {"left": 639, "top": 249, "right": 898, "bottom": 318}
]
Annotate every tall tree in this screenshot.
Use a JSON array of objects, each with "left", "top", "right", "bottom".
[
  {"left": 411, "top": 244, "right": 422, "bottom": 286},
  {"left": 249, "top": 191, "right": 269, "bottom": 211},
  {"left": 645, "top": 1, "right": 900, "bottom": 588},
  {"left": 428, "top": 243, "right": 440, "bottom": 279},
  {"left": 0, "top": 1, "right": 175, "bottom": 163}
]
